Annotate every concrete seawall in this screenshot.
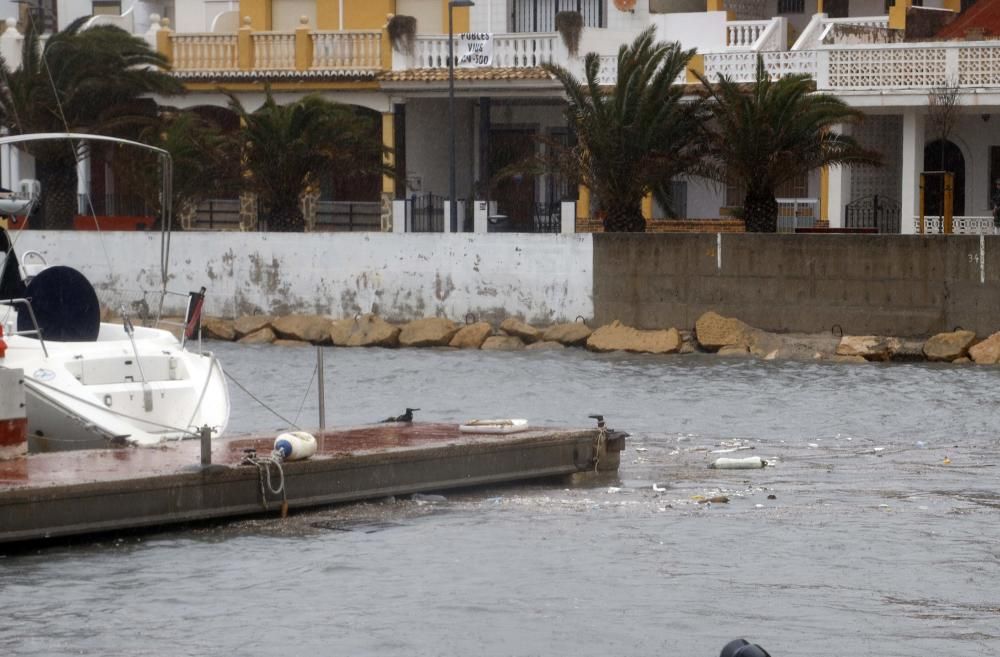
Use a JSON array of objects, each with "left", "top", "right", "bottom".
[
  {"left": 592, "top": 234, "right": 1000, "bottom": 336},
  {"left": 14, "top": 232, "right": 594, "bottom": 326},
  {"left": 14, "top": 231, "right": 1000, "bottom": 336}
]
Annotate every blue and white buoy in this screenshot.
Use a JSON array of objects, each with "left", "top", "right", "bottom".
[{"left": 273, "top": 431, "right": 317, "bottom": 461}]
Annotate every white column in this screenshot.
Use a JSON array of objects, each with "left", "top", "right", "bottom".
[
  {"left": 560, "top": 201, "right": 576, "bottom": 233},
  {"left": 444, "top": 201, "right": 453, "bottom": 233},
  {"left": 392, "top": 199, "right": 407, "bottom": 233},
  {"left": 1, "top": 143, "right": 10, "bottom": 190},
  {"left": 473, "top": 200, "right": 487, "bottom": 233},
  {"left": 77, "top": 147, "right": 91, "bottom": 214},
  {"left": 900, "top": 110, "right": 926, "bottom": 235},
  {"left": 826, "top": 124, "right": 849, "bottom": 229}
]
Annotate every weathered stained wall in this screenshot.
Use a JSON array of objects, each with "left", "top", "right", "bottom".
[
  {"left": 15, "top": 232, "right": 594, "bottom": 324},
  {"left": 593, "top": 233, "right": 1000, "bottom": 337}
]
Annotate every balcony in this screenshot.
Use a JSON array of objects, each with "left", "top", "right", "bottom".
[{"left": 153, "top": 17, "right": 384, "bottom": 80}]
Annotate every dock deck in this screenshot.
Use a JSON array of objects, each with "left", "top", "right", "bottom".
[{"left": 0, "top": 423, "right": 624, "bottom": 545}]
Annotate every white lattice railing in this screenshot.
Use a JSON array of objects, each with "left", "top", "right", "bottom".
[
  {"left": 703, "top": 50, "right": 818, "bottom": 82},
  {"left": 311, "top": 31, "right": 381, "bottom": 69},
  {"left": 916, "top": 216, "right": 995, "bottom": 235},
  {"left": 252, "top": 32, "right": 296, "bottom": 70},
  {"left": 406, "top": 33, "right": 560, "bottom": 69},
  {"left": 824, "top": 41, "right": 1000, "bottom": 90},
  {"left": 170, "top": 33, "right": 239, "bottom": 71}
]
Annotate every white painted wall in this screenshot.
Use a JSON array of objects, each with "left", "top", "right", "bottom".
[
  {"left": 174, "top": 0, "right": 208, "bottom": 33},
  {"left": 14, "top": 232, "right": 595, "bottom": 324},
  {"left": 649, "top": 11, "right": 728, "bottom": 52}
]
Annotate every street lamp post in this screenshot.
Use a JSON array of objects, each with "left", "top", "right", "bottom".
[{"left": 448, "top": 0, "right": 474, "bottom": 232}]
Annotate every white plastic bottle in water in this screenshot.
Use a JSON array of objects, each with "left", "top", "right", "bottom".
[{"left": 710, "top": 456, "right": 767, "bottom": 469}]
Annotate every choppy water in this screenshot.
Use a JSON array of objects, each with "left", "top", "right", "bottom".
[{"left": 2, "top": 344, "right": 1000, "bottom": 656}]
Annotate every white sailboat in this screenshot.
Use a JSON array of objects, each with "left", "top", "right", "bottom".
[{"left": 0, "top": 133, "right": 230, "bottom": 451}]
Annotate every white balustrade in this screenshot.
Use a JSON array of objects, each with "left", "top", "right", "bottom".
[
  {"left": 170, "top": 33, "right": 239, "bottom": 71},
  {"left": 726, "top": 20, "right": 770, "bottom": 50},
  {"left": 311, "top": 31, "right": 381, "bottom": 70},
  {"left": 252, "top": 32, "right": 296, "bottom": 70},
  {"left": 407, "top": 33, "right": 560, "bottom": 70}
]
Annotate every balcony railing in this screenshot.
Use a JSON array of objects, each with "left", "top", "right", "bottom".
[
  {"left": 158, "top": 19, "right": 383, "bottom": 75},
  {"left": 171, "top": 34, "right": 239, "bottom": 71},
  {"left": 406, "top": 33, "right": 561, "bottom": 70}
]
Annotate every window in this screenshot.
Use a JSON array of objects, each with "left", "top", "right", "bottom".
[
  {"left": 777, "top": 0, "right": 805, "bottom": 14},
  {"left": 92, "top": 1, "right": 122, "bottom": 16}
]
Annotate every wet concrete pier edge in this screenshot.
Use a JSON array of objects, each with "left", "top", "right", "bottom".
[{"left": 0, "top": 425, "right": 624, "bottom": 545}]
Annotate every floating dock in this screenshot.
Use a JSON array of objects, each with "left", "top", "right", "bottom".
[{"left": 0, "top": 423, "right": 625, "bottom": 545}]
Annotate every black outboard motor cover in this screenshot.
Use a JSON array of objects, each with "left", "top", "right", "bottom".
[
  {"left": 17, "top": 265, "right": 101, "bottom": 342},
  {"left": 720, "top": 639, "right": 772, "bottom": 657},
  {"left": 0, "top": 229, "right": 26, "bottom": 301}
]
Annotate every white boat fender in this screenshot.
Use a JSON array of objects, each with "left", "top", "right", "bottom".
[
  {"left": 273, "top": 431, "right": 317, "bottom": 461},
  {"left": 709, "top": 456, "right": 767, "bottom": 470}
]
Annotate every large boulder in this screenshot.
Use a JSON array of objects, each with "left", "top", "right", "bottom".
[
  {"left": 233, "top": 314, "right": 275, "bottom": 338},
  {"left": 329, "top": 318, "right": 355, "bottom": 346},
  {"left": 271, "top": 314, "right": 333, "bottom": 344},
  {"left": 836, "top": 335, "right": 901, "bottom": 362},
  {"left": 500, "top": 318, "right": 543, "bottom": 344},
  {"left": 695, "top": 311, "right": 753, "bottom": 351},
  {"left": 482, "top": 335, "right": 525, "bottom": 351},
  {"left": 970, "top": 331, "right": 1000, "bottom": 364},
  {"left": 923, "top": 330, "right": 976, "bottom": 362},
  {"left": 586, "top": 321, "right": 681, "bottom": 354},
  {"left": 399, "top": 318, "right": 459, "bottom": 347},
  {"left": 450, "top": 322, "right": 493, "bottom": 349},
  {"left": 542, "top": 322, "right": 592, "bottom": 346},
  {"left": 201, "top": 317, "right": 235, "bottom": 341},
  {"left": 336, "top": 314, "right": 401, "bottom": 348},
  {"left": 238, "top": 326, "right": 276, "bottom": 345}
]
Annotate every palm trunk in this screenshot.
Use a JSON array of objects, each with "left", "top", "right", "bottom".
[
  {"left": 743, "top": 188, "right": 778, "bottom": 233},
  {"left": 602, "top": 200, "right": 646, "bottom": 233},
  {"left": 34, "top": 157, "right": 80, "bottom": 230}
]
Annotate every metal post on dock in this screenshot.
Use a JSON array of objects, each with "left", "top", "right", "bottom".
[
  {"left": 317, "top": 346, "right": 326, "bottom": 430},
  {"left": 200, "top": 425, "right": 211, "bottom": 465}
]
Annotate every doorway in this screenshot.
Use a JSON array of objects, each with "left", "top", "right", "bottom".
[
  {"left": 923, "top": 139, "right": 966, "bottom": 216},
  {"left": 489, "top": 129, "right": 537, "bottom": 231}
]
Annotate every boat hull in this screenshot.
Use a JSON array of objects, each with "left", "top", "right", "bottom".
[{"left": 1, "top": 322, "right": 229, "bottom": 451}]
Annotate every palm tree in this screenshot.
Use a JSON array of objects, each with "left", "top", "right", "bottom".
[
  {"left": 110, "top": 109, "right": 240, "bottom": 230},
  {"left": 696, "top": 57, "right": 881, "bottom": 233},
  {"left": 226, "top": 90, "right": 386, "bottom": 232},
  {"left": 0, "top": 17, "right": 183, "bottom": 229},
  {"left": 542, "top": 26, "right": 706, "bottom": 232}
]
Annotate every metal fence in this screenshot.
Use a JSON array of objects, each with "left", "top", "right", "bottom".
[
  {"left": 845, "top": 195, "right": 901, "bottom": 234},
  {"left": 191, "top": 199, "right": 381, "bottom": 231},
  {"left": 78, "top": 193, "right": 154, "bottom": 217},
  {"left": 776, "top": 198, "right": 818, "bottom": 233},
  {"left": 511, "top": 0, "right": 605, "bottom": 32},
  {"left": 315, "top": 201, "right": 380, "bottom": 231}
]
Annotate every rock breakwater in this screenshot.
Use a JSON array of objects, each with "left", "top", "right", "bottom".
[{"left": 199, "top": 312, "right": 1000, "bottom": 365}]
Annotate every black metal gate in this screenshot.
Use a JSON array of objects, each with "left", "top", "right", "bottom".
[
  {"left": 408, "top": 194, "right": 444, "bottom": 232},
  {"left": 844, "top": 195, "right": 901, "bottom": 234},
  {"left": 511, "top": 0, "right": 605, "bottom": 33}
]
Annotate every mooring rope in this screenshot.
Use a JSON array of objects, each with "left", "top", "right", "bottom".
[
  {"left": 223, "top": 369, "right": 301, "bottom": 431},
  {"left": 240, "top": 449, "right": 288, "bottom": 516}
]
